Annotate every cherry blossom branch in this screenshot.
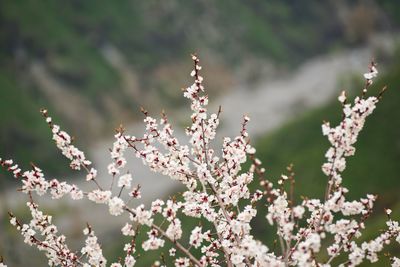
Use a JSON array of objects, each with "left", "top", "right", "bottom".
[
  {"left": 124, "top": 207, "right": 202, "bottom": 267},
  {"left": 2, "top": 54, "right": 399, "bottom": 267}
]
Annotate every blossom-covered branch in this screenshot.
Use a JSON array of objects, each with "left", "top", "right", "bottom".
[{"left": 1, "top": 56, "right": 399, "bottom": 267}]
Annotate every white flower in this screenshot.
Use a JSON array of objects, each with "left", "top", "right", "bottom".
[
  {"left": 70, "top": 185, "right": 83, "bottom": 200},
  {"left": 118, "top": 173, "right": 132, "bottom": 188},
  {"left": 169, "top": 248, "right": 176, "bottom": 256},
  {"left": 121, "top": 223, "right": 136, "bottom": 236},
  {"left": 88, "top": 190, "right": 111, "bottom": 204},
  {"left": 293, "top": 206, "right": 305, "bottom": 219},
  {"left": 124, "top": 255, "right": 136, "bottom": 267},
  {"left": 322, "top": 122, "right": 330, "bottom": 136},
  {"left": 107, "top": 163, "right": 119, "bottom": 176},
  {"left": 108, "top": 197, "right": 125, "bottom": 216},
  {"left": 131, "top": 205, "right": 153, "bottom": 226},
  {"left": 81, "top": 232, "right": 107, "bottom": 267},
  {"left": 83, "top": 227, "right": 90, "bottom": 235},
  {"left": 10, "top": 217, "right": 17, "bottom": 226},
  {"left": 142, "top": 237, "right": 165, "bottom": 251},
  {"left": 189, "top": 226, "right": 204, "bottom": 248},
  {"left": 338, "top": 90, "right": 346, "bottom": 103},
  {"left": 231, "top": 254, "right": 245, "bottom": 265},
  {"left": 151, "top": 199, "right": 164, "bottom": 214},
  {"left": 175, "top": 258, "right": 190, "bottom": 267},
  {"left": 166, "top": 218, "right": 182, "bottom": 240},
  {"left": 363, "top": 72, "right": 377, "bottom": 80},
  {"left": 392, "top": 257, "right": 400, "bottom": 267},
  {"left": 86, "top": 168, "right": 97, "bottom": 181}
]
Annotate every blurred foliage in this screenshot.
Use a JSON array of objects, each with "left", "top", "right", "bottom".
[{"left": 380, "top": 0, "right": 400, "bottom": 25}]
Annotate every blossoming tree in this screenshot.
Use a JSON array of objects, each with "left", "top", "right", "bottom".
[{"left": 1, "top": 55, "right": 399, "bottom": 267}]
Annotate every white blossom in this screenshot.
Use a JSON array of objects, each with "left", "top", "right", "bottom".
[
  {"left": 88, "top": 190, "right": 112, "bottom": 204},
  {"left": 118, "top": 173, "right": 132, "bottom": 188},
  {"left": 108, "top": 197, "right": 125, "bottom": 216}
]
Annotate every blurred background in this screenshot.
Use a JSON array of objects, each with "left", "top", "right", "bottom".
[{"left": 1, "top": 0, "right": 400, "bottom": 266}]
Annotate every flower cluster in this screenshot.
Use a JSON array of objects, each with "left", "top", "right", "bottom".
[
  {"left": 8, "top": 202, "right": 79, "bottom": 266},
  {"left": 1, "top": 55, "right": 399, "bottom": 267},
  {"left": 40, "top": 109, "right": 92, "bottom": 170},
  {"left": 81, "top": 226, "right": 107, "bottom": 267}
]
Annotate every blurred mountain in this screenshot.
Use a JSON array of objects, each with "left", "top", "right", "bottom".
[{"left": 0, "top": 0, "right": 398, "bottom": 177}]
